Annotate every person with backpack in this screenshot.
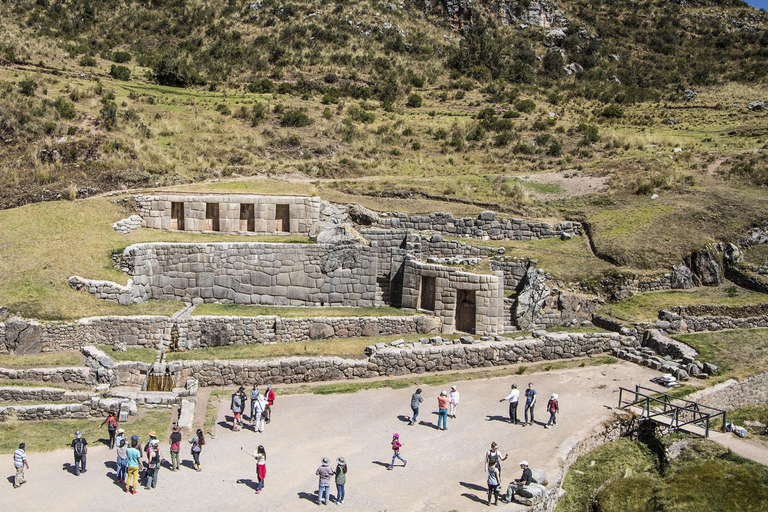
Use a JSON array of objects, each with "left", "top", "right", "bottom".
[
  {"left": 189, "top": 428, "right": 205, "bottom": 472},
  {"left": 231, "top": 386, "right": 246, "bottom": 431},
  {"left": 99, "top": 410, "right": 118, "bottom": 449},
  {"left": 125, "top": 435, "right": 142, "bottom": 494},
  {"left": 485, "top": 442, "right": 508, "bottom": 477},
  {"left": 545, "top": 394, "right": 560, "bottom": 429},
  {"left": 71, "top": 430, "right": 88, "bottom": 476},
  {"left": 264, "top": 384, "right": 275, "bottom": 423},
  {"left": 143, "top": 431, "right": 159, "bottom": 484},
  {"left": 409, "top": 388, "right": 423, "bottom": 426},
  {"left": 315, "top": 457, "right": 334, "bottom": 505},
  {"left": 116, "top": 437, "right": 128, "bottom": 483},
  {"left": 169, "top": 424, "right": 182, "bottom": 471},
  {"left": 388, "top": 433, "right": 407, "bottom": 470},
  {"left": 334, "top": 457, "right": 347, "bottom": 504},
  {"left": 253, "top": 445, "right": 266, "bottom": 494},
  {"left": 145, "top": 443, "right": 161, "bottom": 490},
  {"left": 252, "top": 389, "right": 267, "bottom": 433},
  {"left": 250, "top": 384, "right": 259, "bottom": 423},
  {"left": 13, "top": 443, "right": 29, "bottom": 488}
]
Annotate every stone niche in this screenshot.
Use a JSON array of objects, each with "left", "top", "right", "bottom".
[{"left": 134, "top": 194, "right": 322, "bottom": 235}]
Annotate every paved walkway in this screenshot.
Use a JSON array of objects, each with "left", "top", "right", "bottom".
[{"left": 1, "top": 362, "right": 664, "bottom": 511}]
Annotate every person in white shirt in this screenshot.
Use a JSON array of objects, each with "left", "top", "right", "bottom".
[
  {"left": 448, "top": 385, "right": 460, "bottom": 418},
  {"left": 499, "top": 384, "right": 520, "bottom": 424},
  {"left": 13, "top": 443, "right": 29, "bottom": 488}
]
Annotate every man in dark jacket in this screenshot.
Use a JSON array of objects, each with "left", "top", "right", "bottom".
[
  {"left": 502, "top": 460, "right": 533, "bottom": 502},
  {"left": 71, "top": 431, "right": 88, "bottom": 475},
  {"left": 231, "top": 385, "right": 246, "bottom": 431}
]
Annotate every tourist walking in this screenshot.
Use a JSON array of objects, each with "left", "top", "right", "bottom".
[
  {"left": 485, "top": 442, "right": 508, "bottom": 477},
  {"left": 252, "top": 389, "right": 267, "bottom": 433},
  {"left": 71, "top": 430, "right": 88, "bottom": 476},
  {"left": 169, "top": 424, "right": 182, "bottom": 471},
  {"left": 13, "top": 443, "right": 28, "bottom": 488},
  {"left": 125, "top": 435, "right": 142, "bottom": 494},
  {"left": 409, "top": 388, "right": 423, "bottom": 425},
  {"left": 265, "top": 384, "right": 275, "bottom": 423},
  {"left": 253, "top": 445, "right": 266, "bottom": 493},
  {"left": 523, "top": 382, "right": 537, "bottom": 426},
  {"left": 487, "top": 465, "right": 500, "bottom": 505},
  {"left": 448, "top": 385, "right": 460, "bottom": 419},
  {"left": 545, "top": 394, "right": 559, "bottom": 428},
  {"left": 190, "top": 428, "right": 205, "bottom": 472},
  {"left": 100, "top": 410, "right": 119, "bottom": 449},
  {"left": 145, "top": 443, "right": 161, "bottom": 490},
  {"left": 116, "top": 437, "right": 128, "bottom": 483},
  {"left": 231, "top": 386, "right": 246, "bottom": 431},
  {"left": 437, "top": 390, "right": 449, "bottom": 430},
  {"left": 388, "top": 433, "right": 407, "bottom": 469},
  {"left": 316, "top": 457, "right": 334, "bottom": 505},
  {"left": 499, "top": 384, "right": 520, "bottom": 424},
  {"left": 334, "top": 457, "right": 347, "bottom": 504}
]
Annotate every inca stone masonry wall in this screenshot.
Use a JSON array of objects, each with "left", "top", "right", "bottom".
[
  {"left": 374, "top": 211, "right": 581, "bottom": 241},
  {"left": 651, "top": 307, "right": 768, "bottom": 334},
  {"left": 134, "top": 194, "right": 321, "bottom": 235},
  {"left": 1, "top": 314, "right": 441, "bottom": 354},
  {"left": 0, "top": 367, "right": 91, "bottom": 385},
  {"left": 401, "top": 259, "right": 505, "bottom": 335},
  {"left": 689, "top": 371, "right": 768, "bottom": 412},
  {"left": 115, "top": 242, "right": 380, "bottom": 306},
  {"left": 175, "top": 332, "right": 637, "bottom": 386},
  {"left": 0, "top": 396, "right": 128, "bottom": 422},
  {"left": 0, "top": 387, "right": 91, "bottom": 403}
]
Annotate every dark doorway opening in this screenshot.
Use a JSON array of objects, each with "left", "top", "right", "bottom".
[
  {"left": 240, "top": 204, "right": 255, "bottom": 232},
  {"left": 455, "top": 289, "right": 476, "bottom": 333},
  {"left": 205, "top": 203, "right": 220, "bottom": 231},
  {"left": 171, "top": 202, "right": 185, "bottom": 231},
  {"left": 275, "top": 204, "right": 290, "bottom": 232},
  {"left": 420, "top": 276, "right": 436, "bottom": 311}
]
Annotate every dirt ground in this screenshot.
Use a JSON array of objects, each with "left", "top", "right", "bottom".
[
  {"left": 0, "top": 362, "right": 663, "bottom": 512},
  {"left": 520, "top": 171, "right": 610, "bottom": 199}
]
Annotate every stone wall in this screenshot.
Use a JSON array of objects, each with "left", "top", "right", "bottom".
[
  {"left": 92, "top": 242, "right": 381, "bottom": 307},
  {"left": 401, "top": 259, "right": 505, "bottom": 335},
  {"left": 0, "top": 387, "right": 92, "bottom": 403},
  {"left": 134, "top": 194, "right": 321, "bottom": 235},
  {"left": 0, "top": 367, "right": 92, "bottom": 385},
  {"left": 0, "top": 395, "right": 134, "bottom": 422},
  {"left": 533, "top": 290, "right": 602, "bottom": 330},
  {"left": 374, "top": 211, "right": 581, "bottom": 241},
  {"left": 178, "top": 332, "right": 637, "bottom": 386},
  {"left": 67, "top": 276, "right": 139, "bottom": 305},
  {"left": 689, "top": 371, "right": 768, "bottom": 412},
  {"left": 725, "top": 265, "right": 768, "bottom": 294},
  {"left": 653, "top": 307, "right": 768, "bottom": 333}
]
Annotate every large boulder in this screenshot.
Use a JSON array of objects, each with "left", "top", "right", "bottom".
[
  {"left": 346, "top": 204, "right": 380, "bottom": 226},
  {"left": 4, "top": 317, "right": 44, "bottom": 355},
  {"left": 685, "top": 246, "right": 722, "bottom": 286},
  {"left": 511, "top": 482, "right": 547, "bottom": 506},
  {"left": 670, "top": 264, "right": 695, "bottom": 289},
  {"left": 316, "top": 224, "right": 369, "bottom": 246},
  {"left": 514, "top": 266, "right": 550, "bottom": 331}
]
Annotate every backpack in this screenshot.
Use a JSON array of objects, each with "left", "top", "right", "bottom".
[
  {"left": 74, "top": 439, "right": 85, "bottom": 456},
  {"left": 108, "top": 417, "right": 117, "bottom": 429}
]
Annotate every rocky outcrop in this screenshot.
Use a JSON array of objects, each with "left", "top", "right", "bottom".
[
  {"left": 496, "top": 0, "right": 569, "bottom": 28},
  {"left": 685, "top": 246, "right": 723, "bottom": 286},
  {"left": 514, "top": 266, "right": 550, "bottom": 331}
]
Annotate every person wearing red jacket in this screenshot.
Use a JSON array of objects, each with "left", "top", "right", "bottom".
[{"left": 265, "top": 384, "right": 275, "bottom": 423}]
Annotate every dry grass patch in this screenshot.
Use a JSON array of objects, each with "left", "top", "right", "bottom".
[
  {"left": 0, "top": 351, "right": 83, "bottom": 369},
  {"left": 192, "top": 304, "right": 412, "bottom": 318},
  {"left": 673, "top": 328, "right": 768, "bottom": 380}
]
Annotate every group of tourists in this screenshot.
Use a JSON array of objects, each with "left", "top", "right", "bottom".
[
  {"left": 499, "top": 382, "right": 560, "bottom": 428},
  {"left": 408, "top": 384, "right": 460, "bottom": 430},
  {"left": 231, "top": 384, "right": 275, "bottom": 432},
  {"left": 484, "top": 442, "right": 535, "bottom": 505},
  {"left": 315, "top": 455, "right": 347, "bottom": 505}
]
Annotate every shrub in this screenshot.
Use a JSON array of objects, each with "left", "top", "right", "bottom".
[
  {"left": 601, "top": 104, "right": 625, "bottom": 118},
  {"left": 465, "top": 123, "right": 486, "bottom": 141},
  {"left": 322, "top": 107, "right": 333, "bottom": 119},
  {"left": 280, "top": 108, "right": 312, "bottom": 127},
  {"left": 100, "top": 101, "right": 118, "bottom": 130},
  {"left": 111, "top": 51, "right": 132, "bottom": 63},
  {"left": 494, "top": 130, "right": 516, "bottom": 147},
  {"left": 411, "top": 141, "right": 421, "bottom": 150},
  {"left": 54, "top": 98, "right": 76, "bottom": 120},
  {"left": 547, "top": 139, "right": 563, "bottom": 157},
  {"left": 514, "top": 99, "right": 536, "bottom": 113},
  {"left": 109, "top": 65, "right": 131, "bottom": 80},
  {"left": 347, "top": 105, "right": 375, "bottom": 124},
  {"left": 249, "top": 103, "right": 267, "bottom": 126},
  {"left": 79, "top": 55, "right": 97, "bottom": 67},
  {"left": 18, "top": 78, "right": 37, "bottom": 96},
  {"left": 277, "top": 82, "right": 294, "bottom": 95},
  {"left": 247, "top": 79, "right": 275, "bottom": 94},
  {"left": 406, "top": 93, "right": 423, "bottom": 108},
  {"left": 153, "top": 55, "right": 199, "bottom": 87},
  {"left": 578, "top": 123, "right": 601, "bottom": 145}
]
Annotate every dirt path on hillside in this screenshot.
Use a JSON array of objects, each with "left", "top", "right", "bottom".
[{"left": 0, "top": 362, "right": 666, "bottom": 512}]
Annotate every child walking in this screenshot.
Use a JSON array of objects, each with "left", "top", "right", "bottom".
[
  {"left": 388, "top": 433, "right": 407, "bottom": 470},
  {"left": 545, "top": 394, "right": 560, "bottom": 428}
]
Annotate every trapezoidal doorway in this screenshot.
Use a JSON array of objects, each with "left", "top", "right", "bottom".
[
  {"left": 275, "top": 204, "right": 290, "bottom": 232},
  {"left": 455, "top": 289, "right": 476, "bottom": 334}
]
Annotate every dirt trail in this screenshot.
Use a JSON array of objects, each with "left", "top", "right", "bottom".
[{"left": 0, "top": 362, "right": 664, "bottom": 512}]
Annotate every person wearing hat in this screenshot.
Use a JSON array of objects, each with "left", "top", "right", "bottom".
[
  {"left": 143, "top": 431, "right": 158, "bottom": 483},
  {"left": 169, "top": 424, "right": 182, "bottom": 472},
  {"left": 13, "top": 443, "right": 29, "bottom": 488},
  {"left": 334, "top": 457, "right": 347, "bottom": 504},
  {"left": 437, "top": 391, "right": 449, "bottom": 430},
  {"left": 100, "top": 410, "right": 119, "bottom": 449},
  {"left": 231, "top": 385, "right": 247, "bottom": 431},
  {"left": 448, "top": 385, "right": 460, "bottom": 419},
  {"left": 501, "top": 461, "right": 533, "bottom": 503},
  {"left": 125, "top": 435, "right": 143, "bottom": 494},
  {"left": 545, "top": 394, "right": 560, "bottom": 429},
  {"left": 115, "top": 427, "right": 126, "bottom": 449},
  {"left": 116, "top": 434, "right": 128, "bottom": 483},
  {"left": 316, "top": 457, "right": 335, "bottom": 505},
  {"left": 71, "top": 430, "right": 88, "bottom": 476},
  {"left": 389, "top": 433, "right": 407, "bottom": 470},
  {"left": 145, "top": 441, "right": 161, "bottom": 490}
]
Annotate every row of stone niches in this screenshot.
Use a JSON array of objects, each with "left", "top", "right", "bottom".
[{"left": 170, "top": 201, "right": 290, "bottom": 233}]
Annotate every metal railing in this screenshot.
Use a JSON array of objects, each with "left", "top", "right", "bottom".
[{"left": 618, "top": 385, "right": 726, "bottom": 438}]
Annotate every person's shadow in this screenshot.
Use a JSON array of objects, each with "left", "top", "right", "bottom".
[
  {"left": 6, "top": 476, "right": 15, "bottom": 486},
  {"left": 460, "top": 481, "right": 490, "bottom": 504},
  {"left": 217, "top": 420, "right": 235, "bottom": 430},
  {"left": 371, "top": 461, "right": 390, "bottom": 469},
  {"left": 236, "top": 478, "right": 259, "bottom": 492},
  {"left": 61, "top": 463, "right": 77, "bottom": 475},
  {"left": 181, "top": 460, "right": 196, "bottom": 470},
  {"left": 397, "top": 415, "right": 412, "bottom": 423},
  {"left": 485, "top": 415, "right": 510, "bottom": 423},
  {"left": 298, "top": 491, "right": 319, "bottom": 503}
]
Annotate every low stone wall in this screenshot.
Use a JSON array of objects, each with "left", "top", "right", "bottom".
[
  {"left": 0, "top": 366, "right": 92, "bottom": 385},
  {"left": 184, "top": 314, "right": 441, "bottom": 348},
  {"left": 0, "top": 396, "right": 133, "bottom": 422},
  {"left": 689, "top": 371, "right": 768, "bottom": 412},
  {"left": 654, "top": 307, "right": 768, "bottom": 333},
  {"left": 112, "top": 214, "right": 143, "bottom": 234},
  {"left": 175, "top": 332, "right": 638, "bottom": 386},
  {"left": 490, "top": 259, "right": 531, "bottom": 289},
  {"left": 374, "top": 211, "right": 581, "bottom": 241},
  {"left": 0, "top": 387, "right": 91, "bottom": 403},
  {"left": 726, "top": 265, "right": 768, "bottom": 294},
  {"left": 67, "top": 276, "right": 137, "bottom": 305}
]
